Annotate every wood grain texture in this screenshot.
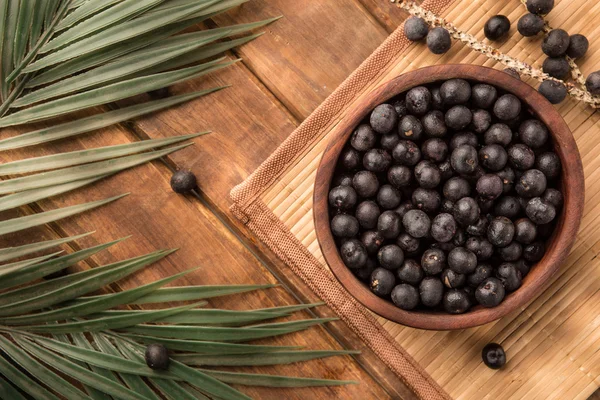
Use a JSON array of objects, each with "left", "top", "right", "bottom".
[{"left": 314, "top": 65, "right": 585, "bottom": 330}]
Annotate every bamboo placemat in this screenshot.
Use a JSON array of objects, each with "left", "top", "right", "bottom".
[{"left": 231, "top": 0, "right": 600, "bottom": 399}]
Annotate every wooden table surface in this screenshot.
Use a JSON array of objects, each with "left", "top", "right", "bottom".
[{"left": 2, "top": 1, "right": 598, "bottom": 399}]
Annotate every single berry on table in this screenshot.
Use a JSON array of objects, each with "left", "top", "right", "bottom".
[
  {"left": 145, "top": 344, "right": 170, "bottom": 370},
  {"left": 542, "top": 29, "right": 570, "bottom": 57},
  {"left": 538, "top": 80, "right": 568, "bottom": 104},
  {"left": 170, "top": 170, "right": 197, "bottom": 193},
  {"left": 482, "top": 343, "right": 507, "bottom": 369},
  {"left": 542, "top": 57, "right": 570, "bottom": 80},
  {"left": 526, "top": 0, "right": 554, "bottom": 15},
  {"left": 404, "top": 17, "right": 429, "bottom": 41},
  {"left": 585, "top": 71, "right": 600, "bottom": 95},
  {"left": 484, "top": 15, "right": 511, "bottom": 41},
  {"left": 567, "top": 34, "right": 589, "bottom": 59},
  {"left": 427, "top": 27, "right": 452, "bottom": 54},
  {"left": 517, "top": 13, "right": 544, "bottom": 37}
]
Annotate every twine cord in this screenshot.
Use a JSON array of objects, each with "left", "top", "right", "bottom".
[{"left": 394, "top": 0, "right": 600, "bottom": 108}]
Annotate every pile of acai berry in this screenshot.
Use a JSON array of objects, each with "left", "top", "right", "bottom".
[{"left": 328, "top": 79, "right": 563, "bottom": 314}]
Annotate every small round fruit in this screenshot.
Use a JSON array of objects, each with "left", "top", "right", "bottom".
[
  {"left": 508, "top": 144, "right": 535, "bottom": 170},
  {"left": 466, "top": 216, "right": 489, "bottom": 236},
  {"left": 414, "top": 160, "right": 441, "bottom": 189},
  {"left": 339, "top": 147, "right": 361, "bottom": 170},
  {"left": 331, "top": 214, "right": 359, "bottom": 238},
  {"left": 396, "top": 232, "right": 420, "bottom": 254},
  {"left": 404, "top": 16, "right": 429, "bottom": 41},
  {"left": 412, "top": 188, "right": 441, "bottom": 213},
  {"left": 440, "top": 78, "right": 471, "bottom": 106},
  {"left": 466, "top": 236, "right": 494, "bottom": 260},
  {"left": 519, "top": 120, "right": 549, "bottom": 149},
  {"left": 494, "top": 196, "right": 521, "bottom": 219},
  {"left": 361, "top": 230, "right": 384, "bottom": 254},
  {"left": 422, "top": 248, "right": 446, "bottom": 275},
  {"left": 535, "top": 152, "right": 561, "bottom": 179},
  {"left": 498, "top": 167, "right": 516, "bottom": 194},
  {"left": 333, "top": 173, "right": 353, "bottom": 187},
  {"left": 427, "top": 27, "right": 452, "bottom": 54},
  {"left": 352, "top": 171, "right": 379, "bottom": 198},
  {"left": 476, "top": 174, "right": 503, "bottom": 201},
  {"left": 421, "top": 138, "right": 448, "bottom": 162},
  {"left": 356, "top": 200, "right": 381, "bottom": 230},
  {"left": 471, "top": 109, "right": 492, "bottom": 134},
  {"left": 387, "top": 165, "right": 412, "bottom": 188},
  {"left": 370, "top": 268, "right": 396, "bottom": 297},
  {"left": 391, "top": 284, "right": 420, "bottom": 310},
  {"left": 476, "top": 277, "right": 506, "bottom": 307},
  {"left": 170, "top": 170, "right": 197, "bottom": 193},
  {"left": 487, "top": 216, "right": 515, "bottom": 247},
  {"left": 471, "top": 84, "right": 498, "bottom": 109},
  {"left": 453, "top": 228, "right": 467, "bottom": 246},
  {"left": 542, "top": 29, "right": 570, "bottom": 57},
  {"left": 525, "top": 197, "right": 556, "bottom": 224},
  {"left": 479, "top": 144, "right": 508, "bottom": 172},
  {"left": 496, "top": 262, "right": 522, "bottom": 291},
  {"left": 438, "top": 159, "right": 454, "bottom": 181},
  {"left": 395, "top": 201, "right": 415, "bottom": 219},
  {"left": 445, "top": 105, "right": 472, "bottom": 130},
  {"left": 340, "top": 239, "right": 368, "bottom": 269},
  {"left": 420, "top": 277, "right": 444, "bottom": 307},
  {"left": 145, "top": 344, "right": 170, "bottom": 370},
  {"left": 393, "top": 140, "right": 422, "bottom": 166},
  {"left": 329, "top": 185, "right": 357, "bottom": 210},
  {"left": 431, "top": 86, "right": 444, "bottom": 110},
  {"left": 451, "top": 145, "right": 479, "bottom": 174},
  {"left": 351, "top": 124, "right": 377, "bottom": 151},
  {"left": 527, "top": 0, "right": 554, "bottom": 14},
  {"left": 380, "top": 133, "right": 400, "bottom": 151},
  {"left": 517, "top": 13, "right": 544, "bottom": 36},
  {"left": 402, "top": 209, "right": 431, "bottom": 238},
  {"left": 484, "top": 123, "right": 512, "bottom": 146},
  {"left": 378, "top": 210, "right": 402, "bottom": 239},
  {"left": 443, "top": 176, "right": 471, "bottom": 201},
  {"left": 448, "top": 247, "right": 477, "bottom": 274},
  {"left": 377, "top": 185, "right": 402, "bottom": 210},
  {"left": 443, "top": 289, "right": 471, "bottom": 314},
  {"left": 377, "top": 244, "right": 405, "bottom": 270},
  {"left": 542, "top": 57, "right": 570, "bottom": 80},
  {"left": 394, "top": 99, "right": 407, "bottom": 117},
  {"left": 516, "top": 169, "right": 547, "bottom": 197},
  {"left": 406, "top": 86, "right": 432, "bottom": 116},
  {"left": 585, "top": 71, "right": 600, "bottom": 96},
  {"left": 514, "top": 218, "right": 538, "bottom": 244},
  {"left": 398, "top": 115, "right": 425, "bottom": 141},
  {"left": 493, "top": 94, "right": 521, "bottom": 121},
  {"left": 504, "top": 68, "right": 521, "bottom": 80},
  {"left": 542, "top": 188, "right": 563, "bottom": 209},
  {"left": 467, "top": 263, "right": 493, "bottom": 287},
  {"left": 441, "top": 269, "right": 466, "bottom": 289},
  {"left": 370, "top": 104, "right": 398, "bottom": 134},
  {"left": 482, "top": 343, "right": 507, "bottom": 370},
  {"left": 538, "top": 80, "right": 567, "bottom": 104},
  {"left": 567, "top": 34, "right": 589, "bottom": 59},
  {"left": 449, "top": 131, "right": 478, "bottom": 150},
  {"left": 453, "top": 197, "right": 480, "bottom": 226},
  {"left": 422, "top": 110, "right": 448, "bottom": 137},
  {"left": 396, "top": 259, "right": 424, "bottom": 284},
  {"left": 363, "top": 149, "right": 392, "bottom": 172},
  {"left": 484, "top": 15, "right": 510, "bottom": 40},
  {"left": 514, "top": 259, "right": 531, "bottom": 276},
  {"left": 497, "top": 241, "right": 523, "bottom": 261},
  {"left": 523, "top": 241, "right": 545, "bottom": 262},
  {"left": 431, "top": 213, "right": 457, "bottom": 243},
  {"left": 354, "top": 258, "right": 377, "bottom": 281}
]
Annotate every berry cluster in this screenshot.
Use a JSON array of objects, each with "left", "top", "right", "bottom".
[{"left": 328, "top": 78, "right": 562, "bottom": 314}]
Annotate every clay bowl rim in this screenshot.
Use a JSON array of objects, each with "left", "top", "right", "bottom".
[{"left": 313, "top": 64, "right": 585, "bottom": 330}]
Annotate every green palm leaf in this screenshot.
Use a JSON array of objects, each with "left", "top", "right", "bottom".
[
  {"left": 0, "top": 0, "right": 19, "bottom": 99},
  {"left": 201, "top": 370, "right": 358, "bottom": 388},
  {"left": 0, "top": 375, "right": 29, "bottom": 400},
  {"left": 56, "top": 0, "right": 124, "bottom": 32},
  {"left": 0, "top": 231, "right": 93, "bottom": 263}
]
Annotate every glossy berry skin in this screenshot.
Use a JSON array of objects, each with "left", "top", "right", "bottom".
[
  {"left": 431, "top": 213, "right": 457, "bottom": 243},
  {"left": 422, "top": 110, "right": 448, "bottom": 138},
  {"left": 331, "top": 214, "right": 360, "bottom": 238},
  {"left": 517, "top": 13, "right": 544, "bottom": 36},
  {"left": 443, "top": 289, "right": 471, "bottom": 314},
  {"left": 440, "top": 79, "right": 471, "bottom": 106},
  {"left": 508, "top": 144, "right": 535, "bottom": 170},
  {"left": 567, "top": 34, "right": 589, "bottom": 59},
  {"left": 471, "top": 84, "right": 497, "bottom": 109},
  {"left": 170, "top": 170, "right": 197, "bottom": 193},
  {"left": 403, "top": 209, "right": 431, "bottom": 238},
  {"left": 476, "top": 174, "right": 503, "bottom": 201},
  {"left": 406, "top": 86, "right": 432, "bottom": 116},
  {"left": 484, "top": 123, "right": 512, "bottom": 146},
  {"left": 496, "top": 263, "right": 522, "bottom": 292},
  {"left": 398, "top": 115, "right": 425, "bottom": 141},
  {"left": 427, "top": 27, "right": 452, "bottom": 54},
  {"left": 519, "top": 120, "right": 548, "bottom": 149},
  {"left": 542, "top": 57, "right": 570, "bottom": 80},
  {"left": 476, "top": 277, "right": 506, "bottom": 307},
  {"left": 539, "top": 80, "right": 568, "bottom": 104},
  {"left": 363, "top": 149, "right": 392, "bottom": 172},
  {"left": 356, "top": 201, "right": 380, "bottom": 230},
  {"left": 339, "top": 147, "right": 361, "bottom": 170},
  {"left": 419, "top": 277, "right": 444, "bottom": 307},
  {"left": 467, "top": 263, "right": 494, "bottom": 287},
  {"left": 542, "top": 29, "right": 570, "bottom": 57},
  {"left": 484, "top": 15, "right": 511, "bottom": 40},
  {"left": 377, "top": 244, "right": 405, "bottom": 270},
  {"left": 351, "top": 124, "right": 377, "bottom": 151},
  {"left": 391, "top": 284, "right": 420, "bottom": 310},
  {"left": 445, "top": 106, "right": 472, "bottom": 130},
  {"left": 329, "top": 185, "right": 357, "bottom": 210},
  {"left": 514, "top": 218, "right": 538, "bottom": 244},
  {"left": 487, "top": 217, "right": 515, "bottom": 247},
  {"left": 448, "top": 247, "right": 477, "bottom": 274},
  {"left": 516, "top": 169, "right": 547, "bottom": 198},
  {"left": 361, "top": 231, "right": 384, "bottom": 255},
  {"left": 421, "top": 248, "right": 446, "bottom": 275},
  {"left": 145, "top": 344, "right": 170, "bottom": 370},
  {"left": 526, "top": 0, "right": 554, "bottom": 15},
  {"left": 340, "top": 239, "right": 368, "bottom": 269},
  {"left": 353, "top": 171, "right": 379, "bottom": 198},
  {"left": 482, "top": 343, "right": 507, "bottom": 369},
  {"left": 377, "top": 185, "right": 402, "bottom": 210},
  {"left": 451, "top": 145, "right": 479, "bottom": 175},
  {"left": 370, "top": 104, "right": 398, "bottom": 134},
  {"left": 453, "top": 197, "right": 480, "bottom": 226},
  {"left": 404, "top": 17, "right": 429, "bottom": 41},
  {"left": 378, "top": 210, "right": 402, "bottom": 239},
  {"left": 586, "top": 72, "right": 600, "bottom": 96},
  {"left": 493, "top": 94, "right": 521, "bottom": 121},
  {"left": 396, "top": 259, "right": 424, "bottom": 285},
  {"left": 525, "top": 197, "right": 556, "bottom": 224},
  {"left": 479, "top": 144, "right": 508, "bottom": 172},
  {"left": 393, "top": 140, "right": 421, "bottom": 166},
  {"left": 370, "top": 268, "right": 396, "bottom": 297},
  {"left": 523, "top": 241, "right": 545, "bottom": 262},
  {"left": 536, "top": 152, "right": 561, "bottom": 179}
]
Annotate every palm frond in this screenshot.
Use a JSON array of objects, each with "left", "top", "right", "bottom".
[{"left": 0, "top": 2, "right": 356, "bottom": 398}]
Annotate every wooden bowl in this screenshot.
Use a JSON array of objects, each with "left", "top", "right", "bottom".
[{"left": 314, "top": 65, "right": 584, "bottom": 330}]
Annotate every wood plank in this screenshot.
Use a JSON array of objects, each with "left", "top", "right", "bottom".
[
  {"left": 356, "top": 0, "right": 409, "bottom": 33},
  {"left": 208, "top": 0, "right": 389, "bottom": 120},
  {"left": 0, "top": 115, "right": 395, "bottom": 399}
]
